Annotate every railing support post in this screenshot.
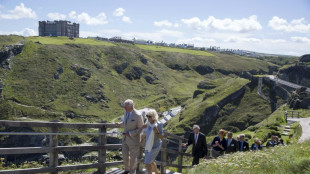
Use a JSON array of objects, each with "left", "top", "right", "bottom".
[
  {"left": 160, "top": 136, "right": 167, "bottom": 174},
  {"left": 177, "top": 136, "right": 183, "bottom": 173},
  {"left": 137, "top": 146, "right": 144, "bottom": 172},
  {"left": 98, "top": 124, "right": 107, "bottom": 174},
  {"left": 49, "top": 121, "right": 59, "bottom": 174}
]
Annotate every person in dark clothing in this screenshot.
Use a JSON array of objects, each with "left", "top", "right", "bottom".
[
  {"left": 211, "top": 129, "right": 227, "bottom": 158},
  {"left": 226, "top": 132, "right": 239, "bottom": 154},
  {"left": 251, "top": 138, "right": 263, "bottom": 151},
  {"left": 266, "top": 135, "right": 277, "bottom": 147},
  {"left": 238, "top": 134, "right": 249, "bottom": 151},
  {"left": 183, "top": 125, "right": 208, "bottom": 165}
]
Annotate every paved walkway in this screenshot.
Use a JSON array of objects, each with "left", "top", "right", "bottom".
[{"left": 287, "top": 117, "right": 310, "bottom": 143}]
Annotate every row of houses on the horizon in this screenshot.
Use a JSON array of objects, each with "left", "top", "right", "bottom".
[
  {"left": 89, "top": 36, "right": 272, "bottom": 57},
  {"left": 37, "top": 20, "right": 281, "bottom": 58}
]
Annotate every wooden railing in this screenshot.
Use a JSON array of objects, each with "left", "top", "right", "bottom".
[{"left": 0, "top": 120, "right": 192, "bottom": 174}]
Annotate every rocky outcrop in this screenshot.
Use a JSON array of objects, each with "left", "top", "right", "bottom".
[
  {"left": 168, "top": 64, "right": 190, "bottom": 71},
  {"left": 125, "top": 66, "right": 143, "bottom": 80},
  {"left": 197, "top": 81, "right": 216, "bottom": 89},
  {"left": 198, "top": 86, "right": 246, "bottom": 134},
  {"left": 140, "top": 54, "right": 148, "bottom": 65},
  {"left": 70, "top": 64, "right": 91, "bottom": 81},
  {"left": 114, "top": 62, "right": 129, "bottom": 74},
  {"left": 300, "top": 54, "right": 310, "bottom": 62},
  {"left": 195, "top": 65, "right": 214, "bottom": 75},
  {"left": 54, "top": 64, "right": 63, "bottom": 80},
  {"left": 280, "top": 65, "right": 310, "bottom": 88},
  {"left": 0, "top": 44, "right": 24, "bottom": 69},
  {"left": 288, "top": 87, "right": 310, "bottom": 109}
]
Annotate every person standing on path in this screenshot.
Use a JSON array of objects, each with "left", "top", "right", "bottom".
[
  {"left": 183, "top": 125, "right": 208, "bottom": 165},
  {"left": 120, "top": 99, "right": 143, "bottom": 174},
  {"left": 140, "top": 109, "right": 163, "bottom": 174}
]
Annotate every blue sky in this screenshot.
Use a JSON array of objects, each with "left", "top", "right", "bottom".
[{"left": 0, "top": 0, "right": 310, "bottom": 56}]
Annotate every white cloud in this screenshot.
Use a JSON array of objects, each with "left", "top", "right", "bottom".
[
  {"left": 269, "top": 16, "right": 310, "bottom": 33},
  {"left": 268, "top": 39, "right": 286, "bottom": 43},
  {"left": 0, "top": 28, "right": 37, "bottom": 36},
  {"left": 0, "top": 3, "right": 37, "bottom": 19},
  {"left": 224, "top": 36, "right": 261, "bottom": 43},
  {"left": 122, "top": 16, "right": 132, "bottom": 24},
  {"left": 174, "top": 23, "right": 180, "bottom": 28},
  {"left": 113, "top": 8, "right": 125, "bottom": 16},
  {"left": 291, "top": 37, "right": 310, "bottom": 44},
  {"left": 48, "top": 12, "right": 66, "bottom": 20},
  {"left": 154, "top": 20, "right": 173, "bottom": 27},
  {"left": 182, "top": 15, "right": 262, "bottom": 32},
  {"left": 69, "top": 11, "right": 108, "bottom": 25},
  {"left": 153, "top": 20, "right": 180, "bottom": 28},
  {"left": 69, "top": 11, "right": 77, "bottom": 19}
]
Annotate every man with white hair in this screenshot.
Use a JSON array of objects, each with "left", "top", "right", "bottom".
[
  {"left": 238, "top": 134, "right": 249, "bottom": 151},
  {"left": 121, "top": 99, "right": 143, "bottom": 174},
  {"left": 183, "top": 124, "right": 207, "bottom": 165}
]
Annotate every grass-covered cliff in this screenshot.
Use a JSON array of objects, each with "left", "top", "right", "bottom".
[{"left": 0, "top": 35, "right": 280, "bottom": 134}]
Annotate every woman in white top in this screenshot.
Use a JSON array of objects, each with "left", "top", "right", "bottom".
[{"left": 140, "top": 109, "right": 163, "bottom": 174}]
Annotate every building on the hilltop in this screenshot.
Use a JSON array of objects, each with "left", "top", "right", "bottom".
[
  {"left": 38, "top": 20, "right": 79, "bottom": 37},
  {"left": 109, "top": 36, "right": 133, "bottom": 44},
  {"left": 133, "top": 38, "right": 147, "bottom": 44}
]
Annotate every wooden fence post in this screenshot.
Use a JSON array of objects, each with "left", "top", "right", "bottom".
[
  {"left": 49, "top": 121, "right": 58, "bottom": 174},
  {"left": 160, "top": 137, "right": 167, "bottom": 174},
  {"left": 98, "top": 125, "right": 107, "bottom": 174},
  {"left": 137, "top": 146, "right": 144, "bottom": 172},
  {"left": 177, "top": 136, "right": 183, "bottom": 173}
]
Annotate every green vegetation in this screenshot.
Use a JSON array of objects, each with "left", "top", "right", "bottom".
[
  {"left": 255, "top": 56, "right": 298, "bottom": 66},
  {"left": 137, "top": 44, "right": 215, "bottom": 56},
  {"left": 26, "top": 36, "right": 115, "bottom": 46},
  {"left": 167, "top": 77, "right": 251, "bottom": 134},
  {"left": 186, "top": 140, "right": 310, "bottom": 174},
  {"left": 0, "top": 35, "right": 24, "bottom": 47},
  {"left": 0, "top": 35, "right": 280, "bottom": 125}
]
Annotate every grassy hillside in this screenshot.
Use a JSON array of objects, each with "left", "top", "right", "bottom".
[
  {"left": 0, "top": 36, "right": 279, "bottom": 125},
  {"left": 167, "top": 77, "right": 250, "bottom": 133}
]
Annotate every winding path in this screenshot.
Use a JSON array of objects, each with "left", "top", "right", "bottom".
[
  {"left": 287, "top": 117, "right": 310, "bottom": 143},
  {"left": 268, "top": 75, "right": 310, "bottom": 93}
]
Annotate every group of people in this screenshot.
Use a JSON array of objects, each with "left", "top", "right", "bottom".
[
  {"left": 184, "top": 126, "right": 285, "bottom": 165},
  {"left": 117, "top": 99, "right": 285, "bottom": 174}
]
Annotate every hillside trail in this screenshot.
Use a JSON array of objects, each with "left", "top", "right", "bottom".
[
  {"left": 268, "top": 75, "right": 310, "bottom": 92},
  {"left": 287, "top": 117, "right": 310, "bottom": 143}
]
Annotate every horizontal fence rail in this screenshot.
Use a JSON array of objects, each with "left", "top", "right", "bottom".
[{"left": 0, "top": 120, "right": 192, "bottom": 174}]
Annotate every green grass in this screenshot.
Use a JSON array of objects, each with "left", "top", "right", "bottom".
[
  {"left": 167, "top": 77, "right": 250, "bottom": 134},
  {"left": 0, "top": 35, "right": 24, "bottom": 47},
  {"left": 26, "top": 36, "right": 115, "bottom": 46},
  {"left": 186, "top": 140, "right": 310, "bottom": 174},
  {"left": 136, "top": 44, "right": 215, "bottom": 56}
]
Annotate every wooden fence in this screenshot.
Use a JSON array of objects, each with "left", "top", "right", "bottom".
[{"left": 0, "top": 120, "right": 191, "bottom": 174}]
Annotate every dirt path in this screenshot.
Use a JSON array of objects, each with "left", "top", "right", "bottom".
[{"left": 287, "top": 117, "right": 310, "bottom": 143}]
